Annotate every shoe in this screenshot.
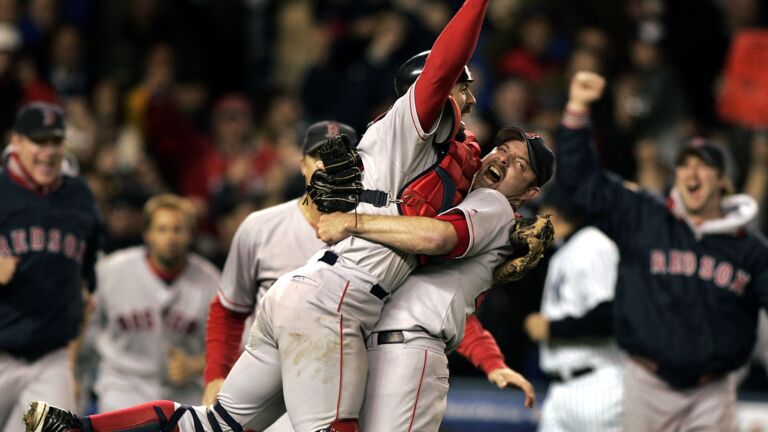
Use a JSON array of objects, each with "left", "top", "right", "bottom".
[{"left": 22, "top": 401, "right": 81, "bottom": 432}]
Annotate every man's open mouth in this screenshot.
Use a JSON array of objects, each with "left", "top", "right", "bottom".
[{"left": 486, "top": 165, "right": 502, "bottom": 183}]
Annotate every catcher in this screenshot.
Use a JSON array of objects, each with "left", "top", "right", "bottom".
[{"left": 314, "top": 126, "right": 554, "bottom": 431}]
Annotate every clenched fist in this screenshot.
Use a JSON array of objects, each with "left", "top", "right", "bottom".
[
  {"left": 316, "top": 212, "right": 355, "bottom": 244},
  {"left": 567, "top": 71, "right": 606, "bottom": 113},
  {"left": 524, "top": 313, "right": 550, "bottom": 342}
]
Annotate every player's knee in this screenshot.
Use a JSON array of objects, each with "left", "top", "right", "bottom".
[{"left": 317, "top": 418, "right": 359, "bottom": 432}]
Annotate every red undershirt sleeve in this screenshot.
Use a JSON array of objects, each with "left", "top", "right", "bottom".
[
  {"left": 203, "top": 296, "right": 250, "bottom": 384},
  {"left": 456, "top": 314, "right": 507, "bottom": 375},
  {"left": 413, "top": 0, "right": 489, "bottom": 131},
  {"left": 435, "top": 212, "right": 470, "bottom": 258}
]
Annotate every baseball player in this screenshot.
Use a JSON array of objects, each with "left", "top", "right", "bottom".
[
  {"left": 89, "top": 194, "right": 220, "bottom": 410},
  {"left": 312, "top": 127, "right": 554, "bottom": 431},
  {"left": 202, "top": 121, "right": 357, "bottom": 432},
  {"left": 557, "top": 71, "right": 768, "bottom": 431},
  {"left": 23, "top": 0, "right": 492, "bottom": 430},
  {"left": 0, "top": 102, "right": 103, "bottom": 432},
  {"left": 523, "top": 186, "right": 623, "bottom": 432}
]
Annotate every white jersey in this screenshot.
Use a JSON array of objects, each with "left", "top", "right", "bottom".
[
  {"left": 92, "top": 247, "right": 219, "bottom": 402},
  {"left": 217, "top": 199, "right": 324, "bottom": 314},
  {"left": 539, "top": 227, "right": 623, "bottom": 375},
  {"left": 373, "top": 188, "right": 515, "bottom": 351},
  {"left": 329, "top": 85, "right": 445, "bottom": 291}
]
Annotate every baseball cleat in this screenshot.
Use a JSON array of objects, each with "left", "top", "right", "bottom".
[{"left": 22, "top": 401, "right": 81, "bottom": 432}]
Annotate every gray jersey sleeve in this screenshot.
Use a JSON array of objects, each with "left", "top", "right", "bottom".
[
  {"left": 218, "top": 200, "right": 326, "bottom": 314},
  {"left": 441, "top": 188, "right": 516, "bottom": 259},
  {"left": 218, "top": 216, "right": 261, "bottom": 314}
]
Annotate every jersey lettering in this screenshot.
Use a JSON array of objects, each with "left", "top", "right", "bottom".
[
  {"left": 11, "top": 229, "right": 28, "bottom": 254},
  {"left": 650, "top": 250, "right": 666, "bottom": 274},
  {"left": 698, "top": 255, "right": 715, "bottom": 280},
  {"left": 30, "top": 227, "right": 45, "bottom": 251},
  {"left": 47, "top": 229, "right": 61, "bottom": 253},
  {"left": 0, "top": 235, "right": 11, "bottom": 256},
  {"left": 63, "top": 234, "right": 78, "bottom": 259},
  {"left": 729, "top": 270, "right": 751, "bottom": 296},
  {"left": 713, "top": 262, "right": 734, "bottom": 289},
  {"left": 1, "top": 227, "right": 84, "bottom": 264},
  {"left": 649, "top": 249, "right": 748, "bottom": 296}
]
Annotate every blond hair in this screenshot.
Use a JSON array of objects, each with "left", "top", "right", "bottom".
[{"left": 143, "top": 194, "right": 197, "bottom": 231}]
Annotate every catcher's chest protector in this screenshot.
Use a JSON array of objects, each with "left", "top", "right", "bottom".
[{"left": 398, "top": 137, "right": 481, "bottom": 217}]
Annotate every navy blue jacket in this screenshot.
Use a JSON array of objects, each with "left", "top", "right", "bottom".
[
  {"left": 0, "top": 170, "right": 103, "bottom": 359},
  {"left": 556, "top": 125, "right": 768, "bottom": 388}
]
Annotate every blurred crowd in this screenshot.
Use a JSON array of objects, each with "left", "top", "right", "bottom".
[{"left": 0, "top": 0, "right": 767, "bottom": 383}]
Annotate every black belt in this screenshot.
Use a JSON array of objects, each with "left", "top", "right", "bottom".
[
  {"left": 547, "top": 366, "right": 595, "bottom": 383},
  {"left": 376, "top": 330, "right": 405, "bottom": 345},
  {"left": 318, "top": 251, "right": 389, "bottom": 300}
]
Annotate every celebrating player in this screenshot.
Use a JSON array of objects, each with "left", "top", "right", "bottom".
[
  {"left": 202, "top": 120, "right": 356, "bottom": 432},
  {"left": 523, "top": 185, "right": 623, "bottom": 432},
  {"left": 23, "top": 0, "right": 493, "bottom": 430},
  {"left": 0, "top": 102, "right": 103, "bottom": 431},
  {"left": 315, "top": 126, "right": 554, "bottom": 431},
  {"left": 89, "top": 194, "right": 219, "bottom": 410},
  {"left": 557, "top": 71, "right": 768, "bottom": 431}
]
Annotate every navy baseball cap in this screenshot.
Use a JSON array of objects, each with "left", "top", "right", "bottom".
[
  {"left": 675, "top": 138, "right": 726, "bottom": 172},
  {"left": 302, "top": 121, "right": 358, "bottom": 155},
  {"left": 493, "top": 127, "right": 554, "bottom": 187},
  {"left": 14, "top": 102, "right": 65, "bottom": 142}
]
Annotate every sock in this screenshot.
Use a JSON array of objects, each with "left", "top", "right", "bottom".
[{"left": 81, "top": 401, "right": 178, "bottom": 432}]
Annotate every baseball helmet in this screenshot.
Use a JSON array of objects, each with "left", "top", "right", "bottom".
[{"left": 394, "top": 51, "right": 473, "bottom": 97}]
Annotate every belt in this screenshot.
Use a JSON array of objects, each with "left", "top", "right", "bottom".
[
  {"left": 630, "top": 355, "right": 724, "bottom": 388},
  {"left": 318, "top": 251, "right": 389, "bottom": 300},
  {"left": 376, "top": 330, "right": 405, "bottom": 345},
  {"left": 547, "top": 366, "right": 595, "bottom": 383}
]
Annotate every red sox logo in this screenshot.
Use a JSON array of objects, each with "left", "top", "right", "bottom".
[
  {"left": 41, "top": 107, "right": 56, "bottom": 127},
  {"left": 325, "top": 121, "right": 340, "bottom": 139}
]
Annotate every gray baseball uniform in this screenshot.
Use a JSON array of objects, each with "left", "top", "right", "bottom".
[
  {"left": 174, "top": 83, "right": 450, "bottom": 432},
  {"left": 210, "top": 199, "right": 324, "bottom": 432},
  {"left": 361, "top": 188, "right": 515, "bottom": 432},
  {"left": 216, "top": 199, "right": 324, "bottom": 315},
  {"left": 91, "top": 247, "right": 219, "bottom": 410},
  {"left": 537, "top": 227, "right": 623, "bottom": 432}
]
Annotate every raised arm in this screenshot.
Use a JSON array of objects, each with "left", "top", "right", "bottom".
[
  {"left": 414, "top": 0, "right": 489, "bottom": 131},
  {"left": 557, "top": 72, "right": 662, "bottom": 246},
  {"left": 316, "top": 211, "right": 468, "bottom": 256}
]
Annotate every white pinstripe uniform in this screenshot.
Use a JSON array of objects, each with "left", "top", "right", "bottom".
[
  {"left": 361, "top": 188, "right": 515, "bottom": 432},
  {"left": 91, "top": 247, "right": 220, "bottom": 410},
  {"left": 537, "top": 227, "right": 624, "bottom": 432},
  {"left": 178, "top": 84, "right": 450, "bottom": 432}
]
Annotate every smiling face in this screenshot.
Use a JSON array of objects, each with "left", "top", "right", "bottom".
[
  {"left": 472, "top": 139, "right": 540, "bottom": 206},
  {"left": 674, "top": 154, "right": 725, "bottom": 219},
  {"left": 11, "top": 133, "right": 64, "bottom": 186}
]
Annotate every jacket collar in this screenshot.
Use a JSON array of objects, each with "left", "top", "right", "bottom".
[
  {"left": 3, "top": 149, "right": 63, "bottom": 195},
  {"left": 668, "top": 189, "right": 758, "bottom": 238}
]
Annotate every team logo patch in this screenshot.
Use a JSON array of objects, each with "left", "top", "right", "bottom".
[
  {"left": 41, "top": 107, "right": 56, "bottom": 127},
  {"left": 325, "top": 121, "right": 340, "bottom": 139}
]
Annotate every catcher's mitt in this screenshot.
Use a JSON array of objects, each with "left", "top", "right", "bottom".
[
  {"left": 307, "top": 134, "right": 364, "bottom": 213},
  {"left": 494, "top": 214, "right": 554, "bottom": 283}
]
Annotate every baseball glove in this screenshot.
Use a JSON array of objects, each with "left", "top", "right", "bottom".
[
  {"left": 307, "top": 134, "right": 364, "bottom": 213},
  {"left": 494, "top": 214, "right": 554, "bottom": 283}
]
